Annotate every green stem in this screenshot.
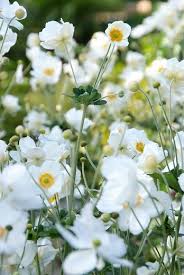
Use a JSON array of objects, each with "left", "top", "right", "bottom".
[{"left": 69, "top": 104, "right": 88, "bottom": 217}]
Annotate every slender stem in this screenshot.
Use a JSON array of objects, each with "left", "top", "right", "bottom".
[
  {"left": 64, "top": 43, "right": 78, "bottom": 87},
  {"left": 69, "top": 104, "right": 87, "bottom": 216}
]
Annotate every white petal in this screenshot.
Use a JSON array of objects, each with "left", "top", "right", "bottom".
[{"left": 63, "top": 249, "right": 97, "bottom": 275}]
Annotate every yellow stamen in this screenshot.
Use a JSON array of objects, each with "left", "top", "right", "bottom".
[
  {"left": 43, "top": 68, "right": 55, "bottom": 76},
  {"left": 109, "top": 28, "right": 123, "bottom": 42},
  {"left": 39, "top": 173, "right": 55, "bottom": 189},
  {"left": 136, "top": 142, "right": 145, "bottom": 153}
]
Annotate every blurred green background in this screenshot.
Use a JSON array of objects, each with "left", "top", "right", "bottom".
[{"left": 13, "top": 0, "right": 166, "bottom": 59}]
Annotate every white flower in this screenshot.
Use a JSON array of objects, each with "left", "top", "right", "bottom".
[
  {"left": 15, "top": 63, "right": 24, "bottom": 84},
  {"left": 105, "top": 21, "right": 131, "bottom": 47},
  {"left": 123, "top": 128, "right": 149, "bottom": 156},
  {"left": 136, "top": 262, "right": 159, "bottom": 275},
  {"left": 0, "top": 0, "right": 27, "bottom": 30},
  {"left": 27, "top": 33, "right": 40, "bottom": 48},
  {"left": 0, "top": 21, "right": 17, "bottom": 56},
  {"left": 65, "top": 108, "right": 93, "bottom": 132},
  {"left": 31, "top": 52, "right": 62, "bottom": 85},
  {"left": 0, "top": 199, "right": 27, "bottom": 255},
  {"left": 57, "top": 203, "right": 131, "bottom": 275},
  {"left": 88, "top": 32, "right": 111, "bottom": 59},
  {"left": 24, "top": 110, "right": 48, "bottom": 132},
  {"left": 29, "top": 160, "right": 68, "bottom": 199},
  {"left": 0, "top": 164, "right": 43, "bottom": 210},
  {"left": 108, "top": 122, "right": 127, "bottom": 152},
  {"left": 126, "top": 51, "right": 145, "bottom": 70},
  {"left": 39, "top": 19, "right": 74, "bottom": 55},
  {"left": 0, "top": 140, "right": 8, "bottom": 163},
  {"left": 2, "top": 94, "right": 20, "bottom": 114},
  {"left": 178, "top": 173, "right": 184, "bottom": 192},
  {"left": 138, "top": 142, "right": 167, "bottom": 174}
]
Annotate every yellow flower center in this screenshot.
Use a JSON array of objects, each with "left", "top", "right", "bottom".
[
  {"left": 135, "top": 194, "right": 144, "bottom": 207},
  {"left": 109, "top": 28, "right": 123, "bottom": 42},
  {"left": 48, "top": 193, "right": 59, "bottom": 204},
  {"left": 122, "top": 201, "right": 129, "bottom": 209},
  {"left": 107, "top": 93, "right": 117, "bottom": 102},
  {"left": 136, "top": 142, "right": 145, "bottom": 153},
  {"left": 43, "top": 68, "right": 55, "bottom": 76},
  {"left": 39, "top": 173, "right": 55, "bottom": 189},
  {"left": 0, "top": 227, "right": 7, "bottom": 239}
]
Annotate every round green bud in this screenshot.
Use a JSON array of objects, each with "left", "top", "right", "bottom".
[
  {"left": 153, "top": 82, "right": 160, "bottom": 89},
  {"left": 63, "top": 129, "right": 73, "bottom": 140},
  {"left": 39, "top": 128, "right": 46, "bottom": 134},
  {"left": 15, "top": 8, "right": 26, "bottom": 20},
  {"left": 111, "top": 212, "right": 119, "bottom": 219},
  {"left": 9, "top": 135, "right": 19, "bottom": 144},
  {"left": 81, "top": 141, "right": 87, "bottom": 147},
  {"left": 27, "top": 223, "right": 33, "bottom": 230},
  {"left": 119, "top": 91, "right": 125, "bottom": 98},
  {"left": 6, "top": 225, "right": 13, "bottom": 231},
  {"left": 80, "top": 157, "right": 86, "bottom": 163},
  {"left": 123, "top": 115, "right": 132, "bottom": 123},
  {"left": 101, "top": 213, "right": 111, "bottom": 223},
  {"left": 15, "top": 125, "right": 24, "bottom": 135}
]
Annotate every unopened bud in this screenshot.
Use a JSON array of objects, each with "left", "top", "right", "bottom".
[
  {"left": 15, "top": 125, "right": 24, "bottom": 135},
  {"left": 63, "top": 129, "right": 73, "bottom": 140},
  {"left": 103, "top": 145, "right": 114, "bottom": 156},
  {"left": 80, "top": 157, "right": 86, "bottom": 163},
  {"left": 39, "top": 128, "right": 46, "bottom": 134},
  {"left": 153, "top": 82, "right": 160, "bottom": 89},
  {"left": 56, "top": 104, "right": 62, "bottom": 112},
  {"left": 81, "top": 141, "right": 87, "bottom": 147},
  {"left": 9, "top": 135, "right": 19, "bottom": 144},
  {"left": 111, "top": 212, "right": 119, "bottom": 219},
  {"left": 123, "top": 115, "right": 132, "bottom": 123},
  {"left": 101, "top": 213, "right": 111, "bottom": 223},
  {"left": 15, "top": 8, "right": 26, "bottom": 20}
]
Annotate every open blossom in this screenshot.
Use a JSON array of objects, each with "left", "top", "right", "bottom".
[
  {"left": 0, "top": 0, "right": 27, "bottom": 30},
  {"left": 0, "top": 21, "right": 17, "bottom": 56},
  {"left": 57, "top": 203, "right": 131, "bottom": 275},
  {"left": 39, "top": 18, "right": 74, "bottom": 56},
  {"left": 0, "top": 200, "right": 27, "bottom": 254},
  {"left": 65, "top": 108, "right": 93, "bottom": 132},
  {"left": 105, "top": 21, "right": 131, "bottom": 47},
  {"left": 24, "top": 110, "right": 48, "bottom": 132},
  {"left": 31, "top": 51, "right": 62, "bottom": 85},
  {"left": 2, "top": 94, "right": 20, "bottom": 114}
]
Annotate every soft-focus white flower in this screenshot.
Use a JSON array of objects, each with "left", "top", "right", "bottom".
[
  {"left": 138, "top": 142, "right": 167, "bottom": 174},
  {"left": 136, "top": 262, "right": 159, "bottom": 275},
  {"left": 108, "top": 122, "right": 127, "bottom": 152},
  {"left": 39, "top": 18, "right": 74, "bottom": 56},
  {"left": 2, "top": 94, "right": 20, "bottom": 114},
  {"left": 0, "top": 22, "right": 17, "bottom": 56},
  {"left": 15, "top": 63, "right": 24, "bottom": 84},
  {"left": 31, "top": 51, "right": 62, "bottom": 85},
  {"left": 57, "top": 203, "right": 131, "bottom": 275},
  {"left": 29, "top": 160, "right": 69, "bottom": 199},
  {"left": 0, "top": 200, "right": 27, "bottom": 255},
  {"left": 0, "top": 0, "right": 27, "bottom": 30},
  {"left": 65, "top": 108, "right": 93, "bottom": 132},
  {"left": 24, "top": 110, "right": 48, "bottom": 132},
  {"left": 105, "top": 21, "right": 131, "bottom": 47},
  {"left": 0, "top": 140, "right": 8, "bottom": 163},
  {"left": 88, "top": 32, "right": 111, "bottom": 59},
  {"left": 27, "top": 33, "right": 40, "bottom": 48}
]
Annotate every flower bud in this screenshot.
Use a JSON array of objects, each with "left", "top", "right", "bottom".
[
  {"left": 63, "top": 129, "right": 73, "bottom": 140},
  {"left": 15, "top": 8, "right": 26, "bottom": 20},
  {"left": 80, "top": 157, "right": 86, "bottom": 163},
  {"left": 81, "top": 141, "right": 87, "bottom": 147},
  {"left": 9, "top": 135, "right": 19, "bottom": 144},
  {"left": 101, "top": 213, "right": 111, "bottom": 223},
  {"left": 15, "top": 125, "right": 24, "bottom": 135},
  {"left": 153, "top": 82, "right": 160, "bottom": 89}
]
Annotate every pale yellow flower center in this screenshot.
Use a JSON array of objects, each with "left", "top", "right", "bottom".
[
  {"left": 122, "top": 202, "right": 129, "bottom": 209},
  {"left": 43, "top": 68, "right": 55, "bottom": 77},
  {"left": 135, "top": 194, "right": 144, "bottom": 207},
  {"left": 39, "top": 173, "right": 55, "bottom": 189},
  {"left": 0, "top": 227, "right": 7, "bottom": 239},
  {"left": 109, "top": 28, "right": 123, "bottom": 42},
  {"left": 136, "top": 142, "right": 145, "bottom": 153},
  {"left": 107, "top": 92, "right": 118, "bottom": 102}
]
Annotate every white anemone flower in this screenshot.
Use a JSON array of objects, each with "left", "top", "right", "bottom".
[
  {"left": 29, "top": 160, "right": 68, "bottom": 199},
  {"left": 0, "top": 140, "right": 8, "bottom": 163},
  {"left": 27, "top": 33, "right": 40, "bottom": 48},
  {"left": 31, "top": 52, "right": 62, "bottom": 85},
  {"left": 24, "top": 110, "right": 48, "bottom": 132},
  {"left": 57, "top": 203, "right": 131, "bottom": 275},
  {"left": 0, "top": 21, "right": 17, "bottom": 56},
  {"left": 136, "top": 262, "right": 159, "bottom": 275},
  {"left": 105, "top": 21, "right": 131, "bottom": 47},
  {"left": 0, "top": 0, "right": 27, "bottom": 30},
  {"left": 2, "top": 94, "right": 20, "bottom": 114},
  {"left": 0, "top": 200, "right": 28, "bottom": 255},
  {"left": 65, "top": 108, "right": 93, "bottom": 132},
  {"left": 137, "top": 142, "right": 167, "bottom": 174},
  {"left": 0, "top": 164, "right": 43, "bottom": 210},
  {"left": 39, "top": 18, "right": 74, "bottom": 55}
]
